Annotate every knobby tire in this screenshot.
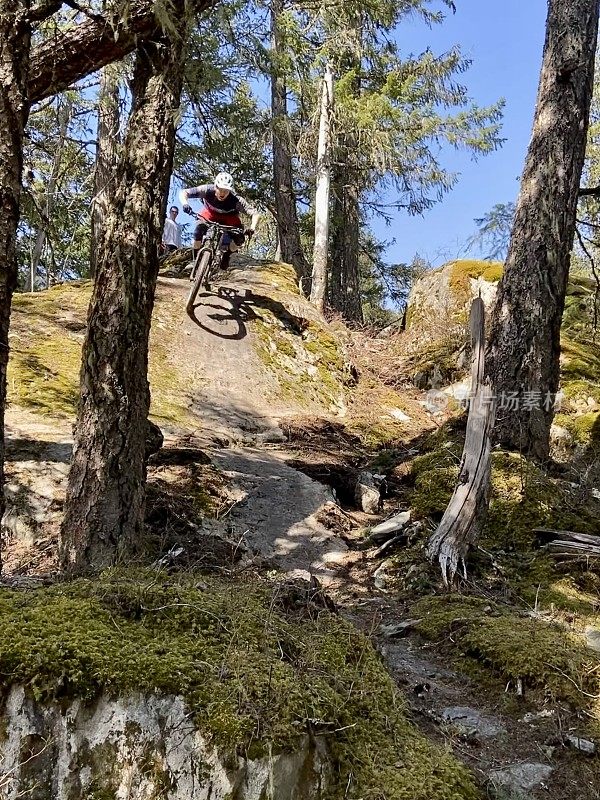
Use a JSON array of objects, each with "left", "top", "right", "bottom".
[{"left": 186, "top": 250, "right": 212, "bottom": 314}]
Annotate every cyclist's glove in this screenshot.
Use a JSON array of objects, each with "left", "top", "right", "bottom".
[
  {"left": 244, "top": 228, "right": 254, "bottom": 239},
  {"left": 182, "top": 204, "right": 193, "bottom": 215}
]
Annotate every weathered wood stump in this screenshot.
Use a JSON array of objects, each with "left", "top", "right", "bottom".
[{"left": 427, "top": 297, "right": 496, "bottom": 584}]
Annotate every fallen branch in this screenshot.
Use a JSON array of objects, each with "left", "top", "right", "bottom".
[{"left": 534, "top": 527, "right": 600, "bottom": 557}]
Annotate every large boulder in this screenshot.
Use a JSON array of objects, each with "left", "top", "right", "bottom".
[
  {"left": 0, "top": 575, "right": 479, "bottom": 800},
  {"left": 406, "top": 259, "right": 502, "bottom": 334},
  {"left": 0, "top": 688, "right": 329, "bottom": 800},
  {"left": 400, "top": 260, "right": 503, "bottom": 388}
]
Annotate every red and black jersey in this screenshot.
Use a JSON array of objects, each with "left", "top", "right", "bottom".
[{"left": 186, "top": 184, "right": 257, "bottom": 226}]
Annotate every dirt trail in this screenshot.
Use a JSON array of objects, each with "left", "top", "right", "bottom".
[
  {"left": 157, "top": 263, "right": 326, "bottom": 443},
  {"left": 4, "top": 266, "right": 350, "bottom": 583},
  {"left": 159, "top": 269, "right": 351, "bottom": 581}
]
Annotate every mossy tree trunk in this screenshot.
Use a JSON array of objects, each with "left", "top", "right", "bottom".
[
  {"left": 60, "top": 15, "right": 188, "bottom": 572},
  {"left": 90, "top": 65, "right": 121, "bottom": 280},
  {"left": 486, "top": 0, "right": 599, "bottom": 460},
  {"left": 0, "top": 0, "right": 32, "bottom": 570},
  {"left": 270, "top": 0, "right": 308, "bottom": 282}
]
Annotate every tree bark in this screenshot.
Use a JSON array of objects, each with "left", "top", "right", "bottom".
[
  {"left": 28, "top": 0, "right": 211, "bottom": 104},
  {"left": 270, "top": 0, "right": 308, "bottom": 281},
  {"left": 329, "top": 171, "right": 363, "bottom": 323},
  {"left": 90, "top": 65, "right": 121, "bottom": 279},
  {"left": 339, "top": 179, "right": 363, "bottom": 323},
  {"left": 0, "top": 1, "right": 32, "bottom": 572},
  {"left": 486, "top": 0, "right": 599, "bottom": 460},
  {"left": 310, "top": 63, "right": 334, "bottom": 311},
  {"left": 329, "top": 179, "right": 343, "bottom": 310},
  {"left": 60, "top": 15, "right": 187, "bottom": 572},
  {"left": 327, "top": 17, "right": 364, "bottom": 324}
]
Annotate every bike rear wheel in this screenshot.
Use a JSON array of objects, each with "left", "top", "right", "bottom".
[{"left": 186, "top": 250, "right": 212, "bottom": 314}]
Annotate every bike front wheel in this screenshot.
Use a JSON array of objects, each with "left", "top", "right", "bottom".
[{"left": 186, "top": 250, "right": 212, "bottom": 314}]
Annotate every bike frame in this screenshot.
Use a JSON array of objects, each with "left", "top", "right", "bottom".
[
  {"left": 185, "top": 215, "right": 245, "bottom": 314},
  {"left": 192, "top": 221, "right": 245, "bottom": 278}
]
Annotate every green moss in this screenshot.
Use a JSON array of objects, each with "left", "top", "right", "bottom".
[
  {"left": 448, "top": 259, "right": 503, "bottom": 302},
  {"left": 9, "top": 283, "right": 197, "bottom": 428},
  {"left": 413, "top": 595, "right": 599, "bottom": 707},
  {"left": 255, "top": 261, "right": 301, "bottom": 296},
  {"left": 560, "top": 379, "right": 600, "bottom": 404},
  {"left": 405, "top": 333, "right": 467, "bottom": 387},
  {"left": 481, "top": 264, "right": 503, "bottom": 282},
  {"left": 8, "top": 334, "right": 82, "bottom": 415},
  {"left": 252, "top": 313, "right": 348, "bottom": 410},
  {"left": 147, "top": 339, "right": 196, "bottom": 429},
  {"left": 410, "top": 440, "right": 599, "bottom": 541},
  {"left": 0, "top": 572, "right": 479, "bottom": 799},
  {"left": 554, "top": 411, "right": 600, "bottom": 446},
  {"left": 561, "top": 337, "right": 600, "bottom": 384},
  {"left": 410, "top": 446, "right": 461, "bottom": 518}
]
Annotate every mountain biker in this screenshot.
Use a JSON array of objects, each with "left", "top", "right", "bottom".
[{"left": 178, "top": 172, "right": 261, "bottom": 270}]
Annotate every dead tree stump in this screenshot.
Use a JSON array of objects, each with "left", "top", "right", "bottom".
[{"left": 427, "top": 297, "right": 496, "bottom": 584}]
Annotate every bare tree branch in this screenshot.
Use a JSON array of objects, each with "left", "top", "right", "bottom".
[
  {"left": 27, "top": 0, "right": 62, "bottom": 24},
  {"left": 29, "top": 0, "right": 212, "bottom": 103}
]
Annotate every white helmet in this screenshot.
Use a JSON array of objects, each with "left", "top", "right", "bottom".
[{"left": 214, "top": 172, "right": 235, "bottom": 191}]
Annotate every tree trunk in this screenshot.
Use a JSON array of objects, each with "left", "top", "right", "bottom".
[
  {"left": 270, "top": 0, "right": 308, "bottom": 282},
  {"left": 340, "top": 179, "right": 363, "bottom": 323},
  {"left": 486, "top": 0, "right": 599, "bottom": 460},
  {"left": 0, "top": 1, "right": 32, "bottom": 572},
  {"left": 327, "top": 17, "right": 364, "bottom": 324},
  {"left": 28, "top": 0, "right": 211, "bottom": 104},
  {"left": 329, "top": 172, "right": 363, "bottom": 323},
  {"left": 90, "top": 66, "right": 121, "bottom": 279},
  {"left": 60, "top": 18, "right": 187, "bottom": 572},
  {"left": 310, "top": 63, "right": 334, "bottom": 311}
]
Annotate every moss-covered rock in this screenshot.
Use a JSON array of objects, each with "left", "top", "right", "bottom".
[
  {"left": 412, "top": 595, "right": 600, "bottom": 708},
  {"left": 8, "top": 283, "right": 196, "bottom": 428},
  {"left": 409, "top": 432, "right": 600, "bottom": 544},
  {"left": 448, "top": 259, "right": 504, "bottom": 304},
  {"left": 248, "top": 274, "right": 351, "bottom": 414},
  {"left": 405, "top": 259, "right": 503, "bottom": 333},
  {"left": 0, "top": 572, "right": 480, "bottom": 799}
]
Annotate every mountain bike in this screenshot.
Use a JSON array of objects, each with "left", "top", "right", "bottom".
[{"left": 184, "top": 213, "right": 245, "bottom": 314}]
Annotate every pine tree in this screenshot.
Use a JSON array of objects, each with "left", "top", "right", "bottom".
[
  {"left": 293, "top": 0, "right": 503, "bottom": 320},
  {"left": 20, "top": 89, "right": 95, "bottom": 287}
]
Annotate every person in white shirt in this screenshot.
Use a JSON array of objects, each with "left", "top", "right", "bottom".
[{"left": 161, "top": 206, "right": 182, "bottom": 253}]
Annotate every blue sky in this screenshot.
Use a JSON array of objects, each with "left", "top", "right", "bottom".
[{"left": 371, "top": 0, "right": 548, "bottom": 267}]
